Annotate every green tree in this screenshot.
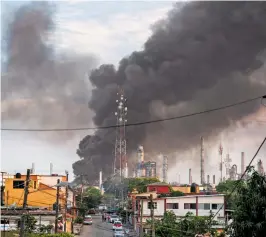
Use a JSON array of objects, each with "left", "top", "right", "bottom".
[
  {"left": 83, "top": 186, "right": 102, "bottom": 209},
  {"left": 152, "top": 211, "right": 218, "bottom": 237},
  {"left": 21, "top": 214, "right": 37, "bottom": 233},
  {"left": 127, "top": 177, "right": 161, "bottom": 193},
  {"left": 216, "top": 179, "right": 244, "bottom": 210},
  {"left": 228, "top": 167, "right": 266, "bottom": 237},
  {"left": 103, "top": 177, "right": 161, "bottom": 195},
  {"left": 76, "top": 186, "right": 102, "bottom": 216}
]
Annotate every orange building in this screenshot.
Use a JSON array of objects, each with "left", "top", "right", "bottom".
[
  {"left": 4, "top": 173, "right": 76, "bottom": 233},
  {"left": 5, "top": 173, "right": 68, "bottom": 209}
]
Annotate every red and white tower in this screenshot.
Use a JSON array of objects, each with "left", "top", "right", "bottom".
[{"left": 114, "top": 88, "right": 128, "bottom": 180}]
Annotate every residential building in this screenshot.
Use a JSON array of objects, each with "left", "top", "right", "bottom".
[
  {"left": 3, "top": 173, "right": 76, "bottom": 233},
  {"left": 131, "top": 193, "right": 225, "bottom": 234},
  {"left": 146, "top": 182, "right": 170, "bottom": 194},
  {"left": 147, "top": 182, "right": 203, "bottom": 194}
]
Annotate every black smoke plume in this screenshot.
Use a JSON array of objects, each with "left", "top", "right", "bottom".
[{"left": 74, "top": 1, "right": 266, "bottom": 181}]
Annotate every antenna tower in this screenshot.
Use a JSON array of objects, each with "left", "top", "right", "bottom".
[
  {"left": 114, "top": 88, "right": 128, "bottom": 180},
  {"left": 162, "top": 155, "right": 168, "bottom": 183},
  {"left": 200, "top": 137, "right": 205, "bottom": 184}
]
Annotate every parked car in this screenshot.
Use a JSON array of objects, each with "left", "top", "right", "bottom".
[
  {"left": 110, "top": 214, "right": 119, "bottom": 223},
  {"left": 98, "top": 204, "right": 107, "bottom": 211},
  {"left": 88, "top": 209, "right": 96, "bottom": 215},
  {"left": 113, "top": 229, "right": 125, "bottom": 237},
  {"left": 112, "top": 221, "right": 123, "bottom": 230},
  {"left": 83, "top": 215, "right": 92, "bottom": 225}
]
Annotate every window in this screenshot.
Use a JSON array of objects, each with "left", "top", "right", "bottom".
[
  {"left": 212, "top": 204, "right": 218, "bottom": 209},
  {"left": 184, "top": 203, "right": 196, "bottom": 209},
  {"left": 199, "top": 203, "right": 210, "bottom": 210},
  {"left": 13, "top": 180, "right": 24, "bottom": 189},
  {"left": 148, "top": 202, "right": 157, "bottom": 209},
  {"left": 166, "top": 203, "right": 179, "bottom": 209}
]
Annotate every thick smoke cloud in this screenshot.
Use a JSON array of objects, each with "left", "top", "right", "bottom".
[
  {"left": 2, "top": 2, "right": 265, "bottom": 182},
  {"left": 1, "top": 2, "right": 96, "bottom": 141},
  {"left": 74, "top": 2, "right": 266, "bottom": 181}
]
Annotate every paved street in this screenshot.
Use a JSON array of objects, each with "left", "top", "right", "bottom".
[{"left": 80, "top": 215, "right": 114, "bottom": 237}]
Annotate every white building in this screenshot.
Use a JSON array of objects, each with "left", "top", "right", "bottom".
[{"left": 132, "top": 194, "right": 225, "bottom": 233}]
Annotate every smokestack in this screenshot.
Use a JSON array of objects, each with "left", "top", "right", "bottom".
[
  {"left": 207, "top": 175, "right": 210, "bottom": 184},
  {"left": 241, "top": 152, "right": 245, "bottom": 175},
  {"left": 124, "top": 163, "right": 128, "bottom": 178},
  {"left": 31, "top": 163, "right": 35, "bottom": 174},
  {"left": 99, "top": 171, "right": 102, "bottom": 190},
  {"left": 200, "top": 136, "right": 205, "bottom": 184},
  {"left": 50, "top": 163, "right": 53, "bottom": 175},
  {"left": 189, "top": 169, "right": 192, "bottom": 185},
  {"left": 213, "top": 175, "right": 216, "bottom": 185}
]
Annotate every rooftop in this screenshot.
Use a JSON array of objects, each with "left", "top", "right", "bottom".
[{"left": 147, "top": 182, "right": 169, "bottom": 186}]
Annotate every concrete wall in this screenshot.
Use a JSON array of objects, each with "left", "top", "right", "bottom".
[
  {"left": 139, "top": 195, "right": 225, "bottom": 220},
  {"left": 141, "top": 199, "right": 165, "bottom": 216},
  {"left": 166, "top": 196, "right": 197, "bottom": 216}
]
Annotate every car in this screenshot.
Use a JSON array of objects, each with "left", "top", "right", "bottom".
[
  {"left": 113, "top": 229, "right": 125, "bottom": 237},
  {"left": 88, "top": 209, "right": 96, "bottom": 215},
  {"left": 112, "top": 221, "right": 123, "bottom": 230},
  {"left": 110, "top": 214, "right": 119, "bottom": 223},
  {"left": 83, "top": 215, "right": 93, "bottom": 225}
]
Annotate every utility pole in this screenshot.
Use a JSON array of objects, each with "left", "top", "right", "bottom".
[
  {"left": 19, "top": 169, "right": 31, "bottom": 237},
  {"left": 80, "top": 174, "right": 87, "bottom": 205},
  {"left": 140, "top": 199, "right": 143, "bottom": 237},
  {"left": 149, "top": 194, "right": 155, "bottom": 237},
  {"left": 64, "top": 171, "right": 69, "bottom": 232},
  {"left": 1, "top": 171, "right": 7, "bottom": 206},
  {"left": 55, "top": 179, "right": 60, "bottom": 233}
]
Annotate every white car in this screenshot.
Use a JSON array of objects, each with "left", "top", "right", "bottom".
[
  {"left": 110, "top": 214, "right": 119, "bottom": 223},
  {"left": 113, "top": 229, "right": 125, "bottom": 237},
  {"left": 83, "top": 215, "right": 93, "bottom": 225},
  {"left": 112, "top": 221, "right": 123, "bottom": 230}
]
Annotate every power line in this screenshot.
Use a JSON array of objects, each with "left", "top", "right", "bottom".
[
  {"left": 1, "top": 95, "right": 264, "bottom": 132},
  {"left": 211, "top": 136, "right": 266, "bottom": 222}
]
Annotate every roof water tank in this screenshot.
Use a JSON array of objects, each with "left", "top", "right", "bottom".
[{"left": 15, "top": 173, "right": 22, "bottom": 179}]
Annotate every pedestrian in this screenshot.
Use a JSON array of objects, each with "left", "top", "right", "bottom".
[{"left": 102, "top": 214, "right": 104, "bottom": 222}]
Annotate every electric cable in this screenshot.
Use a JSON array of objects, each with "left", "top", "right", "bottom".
[
  {"left": 210, "top": 136, "right": 266, "bottom": 222},
  {"left": 1, "top": 95, "right": 264, "bottom": 132},
  {"left": 261, "top": 95, "right": 266, "bottom": 107}
]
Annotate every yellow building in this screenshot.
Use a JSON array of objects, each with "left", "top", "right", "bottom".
[
  {"left": 172, "top": 185, "right": 200, "bottom": 194},
  {"left": 4, "top": 173, "right": 67, "bottom": 210}
]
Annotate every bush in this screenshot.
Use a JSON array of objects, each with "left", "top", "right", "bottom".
[
  {"left": 39, "top": 224, "right": 53, "bottom": 233},
  {"left": 74, "top": 216, "right": 83, "bottom": 224}
]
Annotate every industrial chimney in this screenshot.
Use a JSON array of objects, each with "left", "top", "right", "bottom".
[
  {"left": 241, "top": 152, "right": 245, "bottom": 176},
  {"left": 31, "top": 163, "right": 35, "bottom": 174},
  {"left": 189, "top": 169, "right": 192, "bottom": 185},
  {"left": 99, "top": 171, "right": 102, "bottom": 189},
  {"left": 213, "top": 175, "right": 216, "bottom": 185},
  {"left": 50, "top": 163, "right": 53, "bottom": 175},
  {"left": 207, "top": 175, "right": 210, "bottom": 184},
  {"left": 200, "top": 137, "right": 205, "bottom": 184}
]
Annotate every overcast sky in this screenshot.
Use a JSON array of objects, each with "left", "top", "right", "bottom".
[{"left": 1, "top": 0, "right": 174, "bottom": 181}]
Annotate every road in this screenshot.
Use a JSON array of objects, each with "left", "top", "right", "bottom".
[{"left": 80, "top": 215, "right": 114, "bottom": 237}]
